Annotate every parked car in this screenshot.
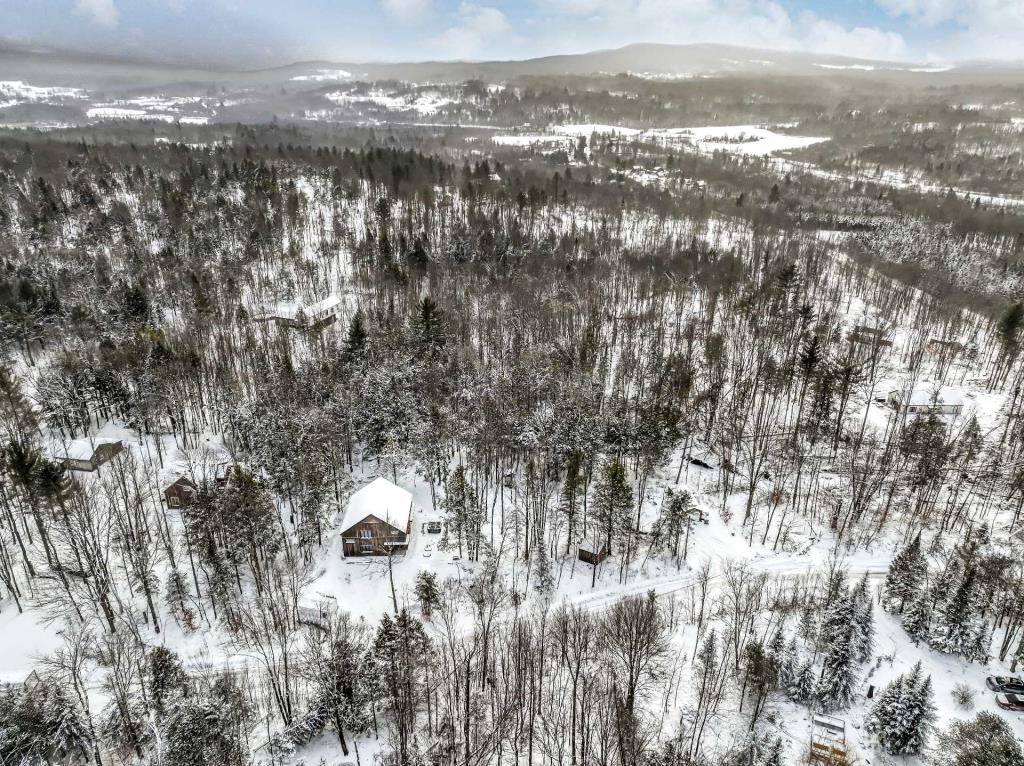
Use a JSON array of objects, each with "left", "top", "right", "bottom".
[
  {"left": 987, "top": 676, "right": 1024, "bottom": 693},
  {"left": 996, "top": 692, "right": 1024, "bottom": 711},
  {"left": 426, "top": 521, "right": 442, "bottom": 534}
]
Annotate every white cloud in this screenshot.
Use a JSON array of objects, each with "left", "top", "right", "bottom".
[
  {"left": 382, "top": 0, "right": 430, "bottom": 21},
  {"left": 877, "top": 0, "right": 1024, "bottom": 60},
  {"left": 876, "top": 0, "right": 965, "bottom": 24},
  {"left": 434, "top": 3, "right": 511, "bottom": 59},
  {"left": 74, "top": 0, "right": 118, "bottom": 28},
  {"left": 798, "top": 14, "right": 909, "bottom": 60}
]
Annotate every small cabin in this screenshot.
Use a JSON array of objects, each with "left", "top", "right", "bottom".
[
  {"left": 809, "top": 713, "right": 849, "bottom": 766},
  {"left": 163, "top": 476, "right": 198, "bottom": 508},
  {"left": 212, "top": 462, "right": 234, "bottom": 488},
  {"left": 848, "top": 324, "right": 892, "bottom": 348},
  {"left": 340, "top": 477, "right": 413, "bottom": 557},
  {"left": 256, "top": 295, "right": 341, "bottom": 330},
  {"left": 56, "top": 438, "right": 124, "bottom": 472},
  {"left": 926, "top": 338, "right": 965, "bottom": 358},
  {"left": 887, "top": 385, "right": 964, "bottom": 418},
  {"left": 578, "top": 537, "right": 609, "bottom": 566},
  {"left": 297, "top": 593, "right": 338, "bottom": 630}
]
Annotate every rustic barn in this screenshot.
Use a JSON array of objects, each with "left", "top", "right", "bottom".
[
  {"left": 163, "top": 476, "right": 198, "bottom": 508},
  {"left": 578, "top": 537, "right": 609, "bottom": 566},
  {"left": 55, "top": 438, "right": 124, "bottom": 472},
  {"left": 340, "top": 477, "right": 413, "bottom": 557},
  {"left": 887, "top": 384, "right": 964, "bottom": 418}
]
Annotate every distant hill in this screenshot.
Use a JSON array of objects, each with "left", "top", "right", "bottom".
[{"left": 2, "top": 41, "right": 1023, "bottom": 95}]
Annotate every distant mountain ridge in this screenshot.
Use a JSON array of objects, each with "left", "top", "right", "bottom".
[{"left": 2, "top": 40, "right": 1023, "bottom": 91}]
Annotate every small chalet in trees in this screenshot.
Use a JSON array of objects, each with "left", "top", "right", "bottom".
[
  {"left": 887, "top": 384, "right": 964, "bottom": 418},
  {"left": 54, "top": 438, "right": 124, "bottom": 472},
  {"left": 163, "top": 476, "right": 198, "bottom": 508},
  {"left": 297, "top": 592, "right": 338, "bottom": 630},
  {"left": 341, "top": 477, "right": 413, "bottom": 557},
  {"left": 848, "top": 324, "right": 892, "bottom": 349},
  {"left": 255, "top": 295, "right": 342, "bottom": 330},
  {"left": 926, "top": 338, "right": 965, "bottom": 358},
  {"left": 578, "top": 537, "right": 609, "bottom": 565}
]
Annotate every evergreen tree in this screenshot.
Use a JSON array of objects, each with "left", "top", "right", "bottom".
[
  {"left": 593, "top": 457, "right": 633, "bottom": 554},
  {"left": 788, "top": 659, "right": 816, "bottom": 703},
  {"left": 163, "top": 697, "right": 247, "bottom": 766},
  {"left": 934, "top": 712, "right": 1022, "bottom": 766},
  {"left": 442, "top": 465, "right": 479, "bottom": 559},
  {"left": 883, "top": 532, "right": 927, "bottom": 613},
  {"left": 930, "top": 568, "right": 988, "bottom": 661},
  {"left": 414, "top": 570, "right": 441, "bottom": 619},
  {"left": 558, "top": 452, "right": 584, "bottom": 555},
  {"left": 902, "top": 591, "right": 932, "bottom": 645},
  {"left": 865, "top": 674, "right": 905, "bottom": 752},
  {"left": 850, "top": 572, "right": 875, "bottom": 662},
  {"left": 0, "top": 364, "right": 39, "bottom": 441},
  {"left": 767, "top": 630, "right": 788, "bottom": 686},
  {"left": 866, "top": 662, "right": 936, "bottom": 756},
  {"left": 815, "top": 623, "right": 858, "bottom": 711},
  {"left": 414, "top": 296, "right": 445, "bottom": 349},
  {"left": 345, "top": 311, "right": 368, "bottom": 355},
  {"left": 147, "top": 646, "right": 189, "bottom": 718}
]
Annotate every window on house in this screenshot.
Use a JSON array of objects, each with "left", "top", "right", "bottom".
[
  {"left": 361, "top": 544, "right": 373, "bottom": 553},
  {"left": 168, "top": 495, "right": 180, "bottom": 508},
  {"left": 360, "top": 528, "right": 373, "bottom": 539}
]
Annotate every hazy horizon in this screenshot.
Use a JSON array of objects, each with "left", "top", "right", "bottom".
[{"left": 3, "top": 0, "right": 1024, "bottom": 69}]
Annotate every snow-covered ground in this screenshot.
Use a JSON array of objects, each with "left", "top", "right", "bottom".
[
  {"left": 0, "top": 79, "right": 87, "bottom": 109},
  {"left": 326, "top": 89, "right": 455, "bottom": 115},
  {"left": 494, "top": 123, "right": 827, "bottom": 158},
  {"left": 290, "top": 69, "right": 353, "bottom": 82}
]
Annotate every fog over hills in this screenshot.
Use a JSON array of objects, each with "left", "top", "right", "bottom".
[{"left": 4, "top": 40, "right": 1024, "bottom": 89}]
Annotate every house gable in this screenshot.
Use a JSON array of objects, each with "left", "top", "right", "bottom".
[{"left": 341, "top": 512, "right": 406, "bottom": 539}]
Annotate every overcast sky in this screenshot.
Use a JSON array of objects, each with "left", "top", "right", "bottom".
[{"left": 4, "top": 0, "right": 1023, "bottom": 67}]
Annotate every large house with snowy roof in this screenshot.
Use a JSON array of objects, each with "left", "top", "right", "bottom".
[
  {"left": 887, "top": 384, "right": 964, "bottom": 418},
  {"left": 340, "top": 477, "right": 413, "bottom": 557}
]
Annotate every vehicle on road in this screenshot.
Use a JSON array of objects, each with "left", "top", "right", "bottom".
[{"left": 426, "top": 521, "right": 442, "bottom": 534}]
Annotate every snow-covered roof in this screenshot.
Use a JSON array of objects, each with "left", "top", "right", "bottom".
[
  {"left": 256, "top": 295, "right": 341, "bottom": 322},
  {"left": 55, "top": 437, "right": 121, "bottom": 461},
  {"left": 298, "top": 591, "right": 339, "bottom": 611},
  {"left": 307, "top": 295, "right": 341, "bottom": 316},
  {"left": 895, "top": 384, "right": 964, "bottom": 408},
  {"left": 579, "top": 536, "right": 605, "bottom": 554},
  {"left": 165, "top": 475, "right": 197, "bottom": 490},
  {"left": 340, "top": 477, "right": 413, "bottom": 533}
]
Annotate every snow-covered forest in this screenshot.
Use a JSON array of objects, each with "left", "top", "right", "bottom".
[{"left": 2, "top": 48, "right": 1024, "bottom": 766}]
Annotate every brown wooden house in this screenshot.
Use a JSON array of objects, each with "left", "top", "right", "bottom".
[
  {"left": 163, "top": 476, "right": 199, "bottom": 508},
  {"left": 341, "top": 478, "right": 414, "bottom": 557},
  {"left": 578, "top": 537, "right": 609, "bottom": 566}
]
